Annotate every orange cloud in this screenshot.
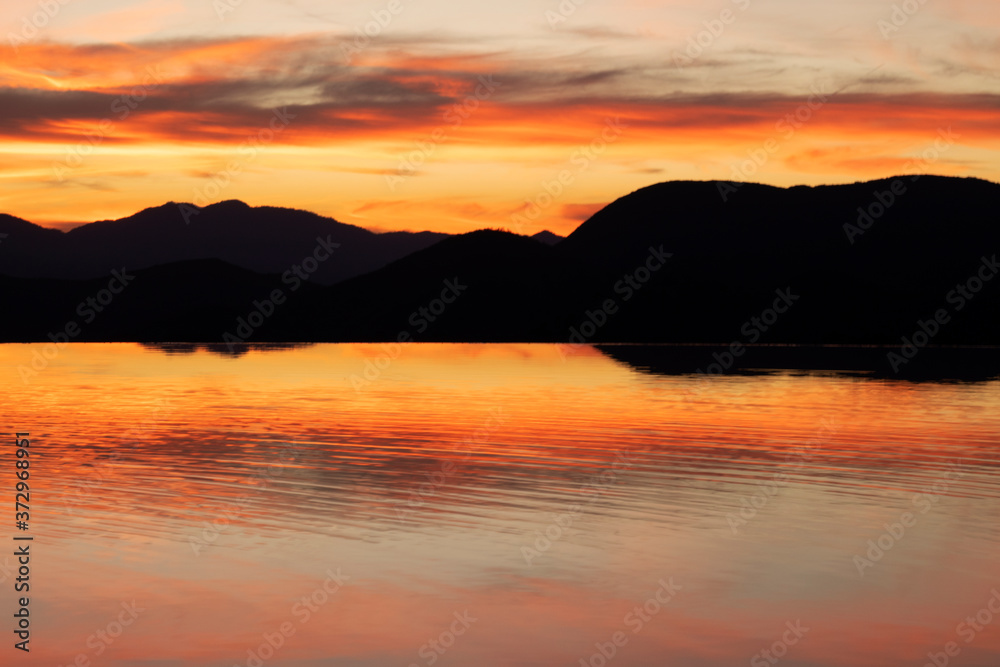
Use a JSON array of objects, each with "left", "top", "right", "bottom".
[{"left": 1, "top": 35, "right": 998, "bottom": 232}]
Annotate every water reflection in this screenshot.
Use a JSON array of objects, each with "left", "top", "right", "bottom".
[
  {"left": 139, "top": 341, "right": 316, "bottom": 357},
  {"left": 597, "top": 344, "right": 1000, "bottom": 382},
  {"left": 2, "top": 343, "right": 999, "bottom": 667}
]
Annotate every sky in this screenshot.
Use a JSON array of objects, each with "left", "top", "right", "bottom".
[{"left": 1, "top": 0, "right": 998, "bottom": 235}]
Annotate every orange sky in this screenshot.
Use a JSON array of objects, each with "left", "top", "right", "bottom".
[{"left": 1, "top": 0, "right": 999, "bottom": 234}]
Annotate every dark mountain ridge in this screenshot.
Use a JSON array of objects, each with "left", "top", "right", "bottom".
[
  {"left": 1, "top": 177, "right": 998, "bottom": 359},
  {"left": 0, "top": 200, "right": 448, "bottom": 285}
]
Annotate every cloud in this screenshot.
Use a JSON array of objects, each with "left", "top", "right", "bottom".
[
  {"left": 1, "top": 31, "right": 999, "bottom": 230},
  {"left": 4, "top": 44, "right": 1000, "bottom": 153}
]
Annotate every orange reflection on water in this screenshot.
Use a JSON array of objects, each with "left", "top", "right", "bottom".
[{"left": 1, "top": 343, "right": 999, "bottom": 667}]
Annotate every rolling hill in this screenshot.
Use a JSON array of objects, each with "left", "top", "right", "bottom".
[{"left": 1, "top": 176, "right": 997, "bottom": 354}]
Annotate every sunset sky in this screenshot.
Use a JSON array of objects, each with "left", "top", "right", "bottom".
[{"left": 2, "top": 0, "right": 999, "bottom": 234}]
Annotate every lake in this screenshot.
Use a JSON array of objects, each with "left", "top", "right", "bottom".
[{"left": 2, "top": 343, "right": 999, "bottom": 667}]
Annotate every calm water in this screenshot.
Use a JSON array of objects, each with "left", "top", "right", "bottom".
[{"left": 2, "top": 343, "right": 999, "bottom": 667}]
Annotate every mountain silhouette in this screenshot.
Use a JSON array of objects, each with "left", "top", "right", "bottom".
[
  {"left": 0, "top": 201, "right": 448, "bottom": 285},
  {"left": 531, "top": 230, "right": 565, "bottom": 246},
  {"left": 1, "top": 176, "right": 998, "bottom": 357}
]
